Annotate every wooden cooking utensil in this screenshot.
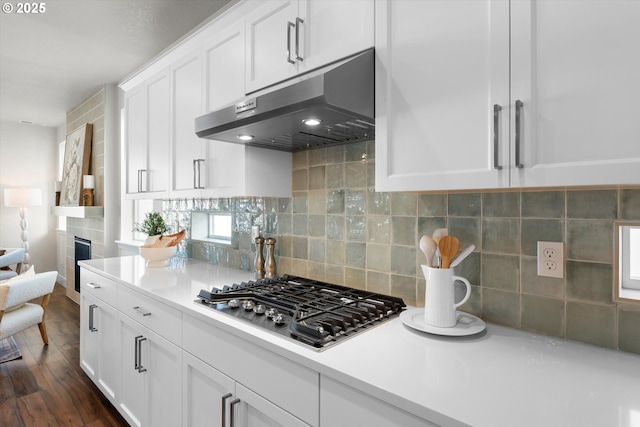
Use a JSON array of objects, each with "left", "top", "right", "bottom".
[{"left": 438, "top": 235, "right": 460, "bottom": 269}]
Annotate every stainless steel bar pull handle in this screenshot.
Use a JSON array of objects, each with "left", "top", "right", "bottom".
[
  {"left": 515, "top": 100, "right": 524, "bottom": 168},
  {"left": 133, "top": 306, "right": 151, "bottom": 317},
  {"left": 86, "top": 282, "right": 101, "bottom": 289},
  {"left": 193, "top": 159, "right": 198, "bottom": 189},
  {"left": 134, "top": 335, "right": 147, "bottom": 373},
  {"left": 134, "top": 335, "right": 141, "bottom": 371},
  {"left": 229, "top": 398, "right": 241, "bottom": 427},
  {"left": 89, "top": 304, "right": 98, "bottom": 332},
  {"left": 138, "top": 169, "right": 147, "bottom": 192},
  {"left": 221, "top": 393, "right": 233, "bottom": 426},
  {"left": 493, "top": 104, "right": 503, "bottom": 170},
  {"left": 295, "top": 17, "right": 304, "bottom": 61},
  {"left": 286, "top": 21, "right": 296, "bottom": 64},
  {"left": 195, "top": 159, "right": 205, "bottom": 189}
]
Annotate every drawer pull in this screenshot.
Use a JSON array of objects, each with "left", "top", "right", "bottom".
[
  {"left": 221, "top": 393, "right": 233, "bottom": 426},
  {"left": 86, "top": 282, "right": 101, "bottom": 289},
  {"left": 88, "top": 304, "right": 98, "bottom": 332},
  {"left": 133, "top": 306, "right": 151, "bottom": 317}
]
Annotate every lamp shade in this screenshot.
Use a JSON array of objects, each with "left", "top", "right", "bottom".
[{"left": 4, "top": 188, "right": 42, "bottom": 207}]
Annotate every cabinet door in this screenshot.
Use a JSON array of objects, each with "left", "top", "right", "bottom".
[
  {"left": 145, "top": 69, "right": 171, "bottom": 195},
  {"left": 119, "top": 314, "right": 182, "bottom": 427},
  {"left": 183, "top": 351, "right": 235, "bottom": 427},
  {"left": 245, "top": 0, "right": 298, "bottom": 93},
  {"left": 119, "top": 315, "right": 147, "bottom": 427},
  {"left": 80, "top": 291, "right": 119, "bottom": 402},
  {"left": 79, "top": 292, "right": 99, "bottom": 380},
  {"left": 201, "top": 140, "right": 247, "bottom": 197},
  {"left": 320, "top": 376, "right": 436, "bottom": 427},
  {"left": 171, "top": 50, "right": 205, "bottom": 197},
  {"left": 375, "top": 0, "right": 510, "bottom": 192},
  {"left": 96, "top": 301, "right": 119, "bottom": 402},
  {"left": 298, "top": 0, "right": 374, "bottom": 73},
  {"left": 204, "top": 21, "right": 246, "bottom": 112},
  {"left": 511, "top": 0, "right": 640, "bottom": 187},
  {"left": 234, "top": 383, "right": 311, "bottom": 427},
  {"left": 124, "top": 84, "right": 146, "bottom": 195}
]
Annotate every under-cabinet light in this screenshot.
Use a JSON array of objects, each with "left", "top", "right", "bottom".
[{"left": 302, "top": 118, "right": 322, "bottom": 126}]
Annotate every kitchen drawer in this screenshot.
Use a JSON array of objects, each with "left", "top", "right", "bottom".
[
  {"left": 80, "top": 268, "right": 118, "bottom": 306},
  {"left": 183, "top": 313, "right": 319, "bottom": 427},
  {"left": 118, "top": 285, "right": 182, "bottom": 346}
]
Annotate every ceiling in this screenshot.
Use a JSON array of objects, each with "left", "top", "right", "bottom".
[{"left": 0, "top": 0, "right": 234, "bottom": 129}]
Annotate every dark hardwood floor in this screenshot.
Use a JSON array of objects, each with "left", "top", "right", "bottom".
[{"left": 0, "top": 284, "right": 129, "bottom": 427}]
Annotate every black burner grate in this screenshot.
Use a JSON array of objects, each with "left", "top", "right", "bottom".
[{"left": 196, "top": 275, "right": 406, "bottom": 349}]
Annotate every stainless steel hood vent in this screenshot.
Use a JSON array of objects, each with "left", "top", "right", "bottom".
[{"left": 195, "top": 49, "right": 374, "bottom": 152}]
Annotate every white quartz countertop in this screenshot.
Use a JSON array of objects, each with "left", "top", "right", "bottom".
[{"left": 80, "top": 256, "right": 640, "bottom": 427}]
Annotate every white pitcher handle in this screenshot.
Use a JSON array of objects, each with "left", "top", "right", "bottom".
[{"left": 453, "top": 276, "right": 471, "bottom": 308}]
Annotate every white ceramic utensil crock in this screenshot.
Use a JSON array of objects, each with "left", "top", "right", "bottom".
[{"left": 422, "top": 265, "right": 471, "bottom": 327}]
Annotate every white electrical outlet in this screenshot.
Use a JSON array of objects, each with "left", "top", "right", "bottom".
[{"left": 537, "top": 241, "right": 564, "bottom": 278}]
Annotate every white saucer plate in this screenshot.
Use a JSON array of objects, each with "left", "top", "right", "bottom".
[{"left": 400, "top": 308, "right": 486, "bottom": 337}]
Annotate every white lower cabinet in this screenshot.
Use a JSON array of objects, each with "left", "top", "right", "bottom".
[
  {"left": 118, "top": 313, "right": 182, "bottom": 427},
  {"left": 79, "top": 286, "right": 119, "bottom": 403},
  {"left": 234, "top": 383, "right": 310, "bottom": 427},
  {"left": 183, "top": 350, "right": 310, "bottom": 427},
  {"left": 182, "top": 351, "right": 235, "bottom": 427},
  {"left": 183, "top": 313, "right": 317, "bottom": 427},
  {"left": 320, "top": 376, "right": 436, "bottom": 427}
]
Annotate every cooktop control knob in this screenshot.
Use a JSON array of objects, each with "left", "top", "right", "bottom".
[
  {"left": 253, "top": 304, "right": 266, "bottom": 315},
  {"left": 242, "top": 300, "right": 255, "bottom": 311},
  {"left": 265, "top": 307, "right": 276, "bottom": 318},
  {"left": 228, "top": 299, "right": 240, "bottom": 308},
  {"left": 272, "top": 313, "right": 286, "bottom": 325}
]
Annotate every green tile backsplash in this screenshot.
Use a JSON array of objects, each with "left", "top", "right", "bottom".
[{"left": 162, "top": 142, "right": 640, "bottom": 356}]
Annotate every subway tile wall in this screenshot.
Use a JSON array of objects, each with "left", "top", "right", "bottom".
[{"left": 164, "top": 141, "right": 640, "bottom": 355}]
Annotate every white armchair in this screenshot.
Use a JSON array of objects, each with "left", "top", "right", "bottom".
[
  {"left": 0, "top": 270, "right": 57, "bottom": 344},
  {"left": 0, "top": 248, "right": 25, "bottom": 280}
]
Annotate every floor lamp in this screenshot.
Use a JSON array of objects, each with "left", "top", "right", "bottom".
[{"left": 4, "top": 188, "right": 42, "bottom": 272}]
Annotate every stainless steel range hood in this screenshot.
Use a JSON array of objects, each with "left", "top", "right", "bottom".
[{"left": 195, "top": 49, "right": 374, "bottom": 152}]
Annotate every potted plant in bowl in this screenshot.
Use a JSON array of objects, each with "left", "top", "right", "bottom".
[
  {"left": 134, "top": 211, "right": 169, "bottom": 239},
  {"left": 135, "top": 212, "right": 186, "bottom": 267}
]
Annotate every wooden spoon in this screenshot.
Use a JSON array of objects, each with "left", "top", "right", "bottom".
[{"left": 438, "top": 235, "right": 460, "bottom": 269}]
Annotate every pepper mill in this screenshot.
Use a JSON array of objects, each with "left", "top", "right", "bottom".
[
  {"left": 254, "top": 236, "right": 265, "bottom": 279},
  {"left": 265, "top": 237, "right": 277, "bottom": 278}
]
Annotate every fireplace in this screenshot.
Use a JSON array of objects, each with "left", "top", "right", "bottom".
[{"left": 74, "top": 236, "right": 91, "bottom": 292}]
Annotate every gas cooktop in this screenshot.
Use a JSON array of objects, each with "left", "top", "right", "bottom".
[{"left": 196, "top": 275, "right": 406, "bottom": 350}]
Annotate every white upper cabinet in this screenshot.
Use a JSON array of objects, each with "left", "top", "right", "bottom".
[
  {"left": 124, "top": 69, "right": 171, "bottom": 199},
  {"left": 245, "top": 0, "right": 374, "bottom": 93},
  {"left": 203, "top": 20, "right": 245, "bottom": 112},
  {"left": 124, "top": 84, "right": 146, "bottom": 196},
  {"left": 298, "top": 0, "right": 374, "bottom": 73},
  {"left": 376, "top": 0, "right": 640, "bottom": 192},
  {"left": 245, "top": 0, "right": 298, "bottom": 93},
  {"left": 510, "top": 0, "right": 640, "bottom": 187},
  {"left": 171, "top": 49, "right": 205, "bottom": 197},
  {"left": 375, "top": 0, "right": 508, "bottom": 192}
]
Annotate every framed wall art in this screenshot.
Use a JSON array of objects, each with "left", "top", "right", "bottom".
[{"left": 61, "top": 123, "right": 93, "bottom": 206}]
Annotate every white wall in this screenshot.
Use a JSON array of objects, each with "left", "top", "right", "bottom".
[{"left": 0, "top": 121, "right": 58, "bottom": 273}]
